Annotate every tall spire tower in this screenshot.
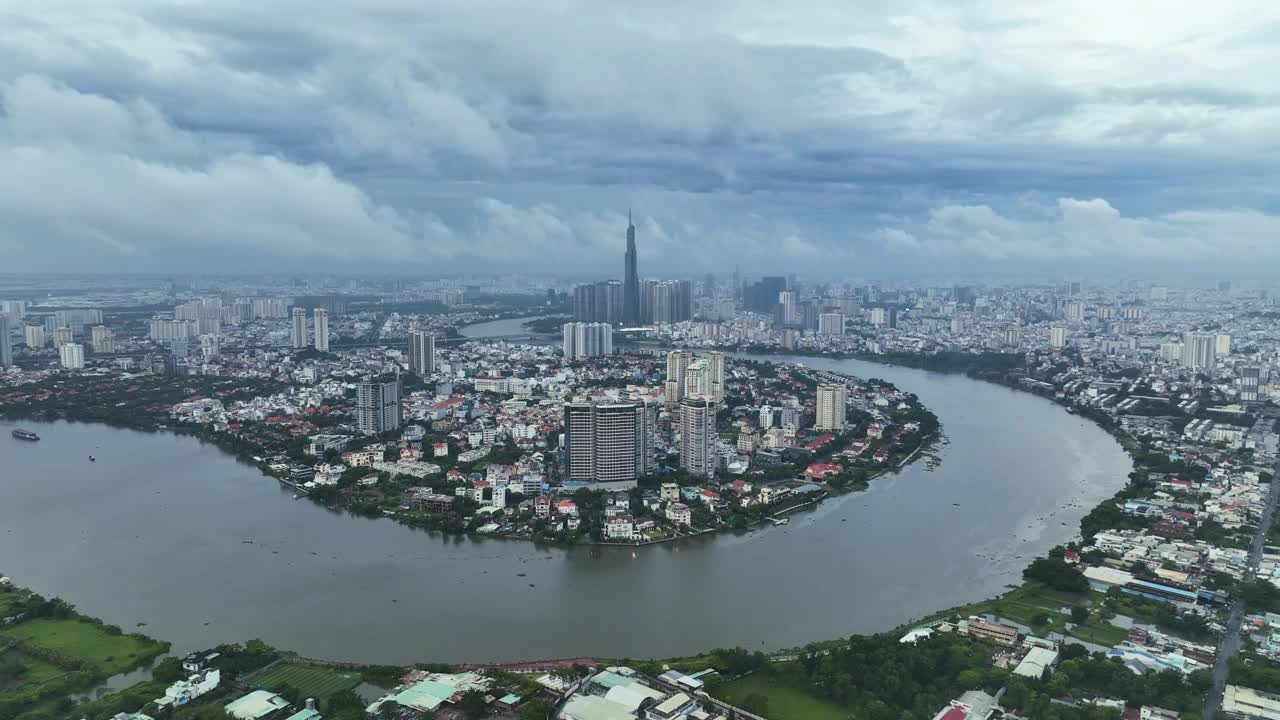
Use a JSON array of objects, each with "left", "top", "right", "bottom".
[{"left": 622, "top": 210, "right": 641, "bottom": 326}]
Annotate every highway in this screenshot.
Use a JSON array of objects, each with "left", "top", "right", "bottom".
[{"left": 1203, "top": 461, "right": 1280, "bottom": 717}]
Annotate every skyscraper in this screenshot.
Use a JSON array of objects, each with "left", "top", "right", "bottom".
[
  {"left": 778, "top": 290, "right": 799, "bottom": 326},
  {"left": 0, "top": 313, "right": 12, "bottom": 367},
  {"left": 90, "top": 325, "right": 115, "bottom": 353},
  {"left": 622, "top": 211, "right": 641, "bottom": 326},
  {"left": 23, "top": 324, "right": 45, "bottom": 349},
  {"left": 679, "top": 397, "right": 718, "bottom": 478},
  {"left": 357, "top": 376, "right": 402, "bottom": 435},
  {"left": 562, "top": 401, "right": 651, "bottom": 487},
  {"left": 1049, "top": 327, "right": 1067, "bottom": 348},
  {"left": 664, "top": 350, "right": 692, "bottom": 404},
  {"left": 1181, "top": 332, "right": 1216, "bottom": 372},
  {"left": 408, "top": 330, "right": 436, "bottom": 375},
  {"left": 313, "top": 308, "right": 330, "bottom": 352},
  {"left": 562, "top": 322, "right": 612, "bottom": 359},
  {"left": 59, "top": 342, "right": 85, "bottom": 370},
  {"left": 291, "top": 307, "right": 307, "bottom": 349},
  {"left": 815, "top": 384, "right": 848, "bottom": 431}
]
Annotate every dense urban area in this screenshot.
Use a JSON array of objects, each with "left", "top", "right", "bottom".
[{"left": 3, "top": 264, "right": 1280, "bottom": 720}]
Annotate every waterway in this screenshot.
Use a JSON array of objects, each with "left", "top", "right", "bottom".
[{"left": 0, "top": 317, "right": 1131, "bottom": 663}]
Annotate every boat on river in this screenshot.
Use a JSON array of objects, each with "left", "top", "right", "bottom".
[{"left": 11, "top": 429, "right": 40, "bottom": 441}]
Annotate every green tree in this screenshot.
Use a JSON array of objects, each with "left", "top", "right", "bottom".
[
  {"left": 1070, "top": 606, "right": 1089, "bottom": 624},
  {"left": 457, "top": 688, "right": 488, "bottom": 719}
]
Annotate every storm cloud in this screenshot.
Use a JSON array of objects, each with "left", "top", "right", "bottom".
[{"left": 3, "top": 0, "right": 1279, "bottom": 277}]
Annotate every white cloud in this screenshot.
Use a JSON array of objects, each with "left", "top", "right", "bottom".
[{"left": 875, "top": 196, "right": 1280, "bottom": 260}]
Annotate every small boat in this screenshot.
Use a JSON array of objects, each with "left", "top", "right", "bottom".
[
  {"left": 11, "top": 429, "right": 40, "bottom": 441},
  {"left": 89, "top": 456, "right": 96, "bottom": 462}
]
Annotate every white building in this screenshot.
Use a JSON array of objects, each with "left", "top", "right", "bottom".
[
  {"left": 1182, "top": 332, "right": 1217, "bottom": 372},
  {"left": 313, "top": 308, "right": 329, "bottom": 352},
  {"left": 23, "top": 323, "right": 45, "bottom": 348},
  {"left": 59, "top": 342, "right": 85, "bottom": 369},
  {"left": 679, "top": 397, "right": 718, "bottom": 478},
  {"left": 562, "top": 322, "right": 613, "bottom": 360},
  {"left": 1049, "top": 327, "right": 1067, "bottom": 348},
  {"left": 818, "top": 312, "right": 846, "bottom": 336},
  {"left": 290, "top": 307, "right": 307, "bottom": 349},
  {"left": 815, "top": 384, "right": 847, "bottom": 431}
]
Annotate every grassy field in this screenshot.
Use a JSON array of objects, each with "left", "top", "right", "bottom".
[
  {"left": 716, "top": 673, "right": 847, "bottom": 720},
  {"left": 914, "top": 582, "right": 1129, "bottom": 649},
  {"left": 250, "top": 661, "right": 362, "bottom": 700},
  {"left": 0, "top": 618, "right": 165, "bottom": 676}
]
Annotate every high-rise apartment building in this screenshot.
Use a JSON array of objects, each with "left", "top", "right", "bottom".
[
  {"left": 679, "top": 397, "right": 718, "bottom": 478},
  {"left": 59, "top": 342, "right": 85, "bottom": 370},
  {"left": 408, "top": 330, "right": 436, "bottom": 375},
  {"left": 0, "top": 300, "right": 27, "bottom": 319},
  {"left": 622, "top": 212, "right": 641, "bottom": 326},
  {"left": 175, "top": 299, "right": 222, "bottom": 335},
  {"left": 1150, "top": 286, "right": 1169, "bottom": 301},
  {"left": 90, "top": 325, "right": 115, "bottom": 354},
  {"left": 149, "top": 318, "right": 198, "bottom": 341},
  {"left": 815, "top": 384, "right": 848, "bottom": 431},
  {"left": 313, "top": 308, "right": 330, "bottom": 352},
  {"left": 250, "top": 298, "right": 288, "bottom": 319},
  {"left": 818, "top": 312, "right": 846, "bottom": 336},
  {"left": 23, "top": 324, "right": 45, "bottom": 349},
  {"left": 356, "top": 376, "right": 402, "bottom": 435},
  {"left": 683, "top": 352, "right": 725, "bottom": 403},
  {"left": 562, "top": 322, "right": 613, "bottom": 360},
  {"left": 1182, "top": 332, "right": 1217, "bottom": 372},
  {"left": 664, "top": 350, "right": 692, "bottom": 404},
  {"left": 1215, "top": 333, "right": 1232, "bottom": 356},
  {"left": 52, "top": 309, "right": 103, "bottom": 338},
  {"left": 641, "top": 279, "right": 693, "bottom": 325},
  {"left": 870, "top": 307, "right": 887, "bottom": 327},
  {"left": 0, "top": 314, "right": 11, "bottom": 367},
  {"left": 1064, "top": 302, "right": 1084, "bottom": 321},
  {"left": 562, "top": 401, "right": 653, "bottom": 486},
  {"left": 573, "top": 280, "right": 624, "bottom": 324},
  {"left": 778, "top": 290, "right": 799, "bottom": 326},
  {"left": 291, "top": 307, "right": 308, "bottom": 349},
  {"left": 54, "top": 326, "right": 74, "bottom": 347},
  {"left": 1049, "top": 327, "right": 1068, "bottom": 348}
]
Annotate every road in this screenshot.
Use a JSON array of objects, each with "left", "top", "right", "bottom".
[{"left": 1203, "top": 462, "right": 1280, "bottom": 717}]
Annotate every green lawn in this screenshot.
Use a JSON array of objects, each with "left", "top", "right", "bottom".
[
  {"left": 250, "top": 662, "right": 361, "bottom": 700},
  {"left": 0, "top": 619, "right": 166, "bottom": 676},
  {"left": 716, "top": 673, "right": 848, "bottom": 720}
]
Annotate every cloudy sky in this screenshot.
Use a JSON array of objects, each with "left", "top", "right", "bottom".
[{"left": 3, "top": 0, "right": 1279, "bottom": 279}]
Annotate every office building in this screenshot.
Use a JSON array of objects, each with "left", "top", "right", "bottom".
[
  {"left": 90, "top": 325, "right": 115, "bottom": 354},
  {"left": 1240, "top": 367, "right": 1262, "bottom": 403},
  {"left": 59, "top": 342, "right": 85, "bottom": 369},
  {"left": 744, "top": 276, "right": 787, "bottom": 313},
  {"left": 408, "top": 330, "right": 436, "bottom": 375},
  {"left": 563, "top": 401, "right": 653, "bottom": 486},
  {"left": 1181, "top": 332, "right": 1217, "bottom": 372},
  {"left": 664, "top": 350, "right": 692, "bottom": 404},
  {"left": 679, "top": 397, "right": 718, "bottom": 478},
  {"left": 291, "top": 307, "right": 308, "bottom": 349},
  {"left": 815, "top": 384, "right": 848, "bottom": 431},
  {"left": 313, "top": 308, "right": 330, "bottom": 352},
  {"left": 356, "top": 376, "right": 402, "bottom": 435},
  {"left": 149, "top": 318, "right": 198, "bottom": 341},
  {"left": 1049, "top": 327, "right": 1068, "bottom": 348},
  {"left": 622, "top": 211, "right": 641, "bottom": 326},
  {"left": 778, "top": 290, "right": 799, "bottom": 326},
  {"left": 818, "top": 312, "right": 846, "bottom": 336},
  {"left": 23, "top": 324, "right": 45, "bottom": 349},
  {"left": 0, "top": 314, "right": 11, "bottom": 367},
  {"left": 562, "top": 322, "right": 613, "bottom": 360}
]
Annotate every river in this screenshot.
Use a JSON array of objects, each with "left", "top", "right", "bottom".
[{"left": 0, "top": 317, "right": 1130, "bottom": 664}]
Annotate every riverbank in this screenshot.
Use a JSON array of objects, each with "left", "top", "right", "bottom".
[{"left": 0, "top": 583, "right": 169, "bottom": 719}]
